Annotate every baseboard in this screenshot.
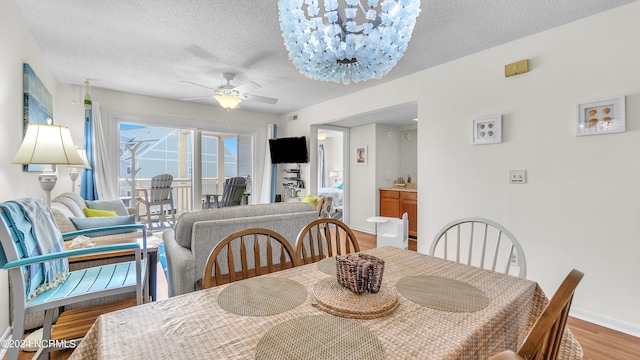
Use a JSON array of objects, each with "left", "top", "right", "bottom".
[
  {"left": 348, "top": 225, "right": 375, "bottom": 235},
  {"left": 0, "top": 326, "right": 11, "bottom": 359},
  {"left": 571, "top": 307, "right": 640, "bottom": 338}
]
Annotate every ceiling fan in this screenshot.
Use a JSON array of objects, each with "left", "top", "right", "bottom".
[{"left": 181, "top": 73, "right": 278, "bottom": 110}]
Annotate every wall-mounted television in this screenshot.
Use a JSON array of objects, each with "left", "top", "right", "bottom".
[{"left": 269, "top": 136, "right": 309, "bottom": 164}]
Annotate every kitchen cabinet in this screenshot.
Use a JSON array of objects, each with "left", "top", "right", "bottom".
[{"left": 380, "top": 189, "right": 418, "bottom": 238}]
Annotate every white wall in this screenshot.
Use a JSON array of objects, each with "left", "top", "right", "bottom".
[
  {"left": 376, "top": 124, "right": 401, "bottom": 189},
  {"left": 349, "top": 124, "right": 377, "bottom": 231},
  {"left": 282, "top": 2, "right": 640, "bottom": 335},
  {"left": 399, "top": 128, "right": 418, "bottom": 183},
  {"left": 0, "top": 0, "right": 62, "bottom": 335},
  {"left": 418, "top": 2, "right": 640, "bottom": 333}
]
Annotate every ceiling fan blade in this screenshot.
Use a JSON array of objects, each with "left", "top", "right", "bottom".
[
  {"left": 246, "top": 94, "right": 278, "bottom": 104},
  {"left": 234, "top": 81, "right": 261, "bottom": 94},
  {"left": 179, "top": 95, "right": 213, "bottom": 101},
  {"left": 180, "top": 80, "right": 218, "bottom": 92}
]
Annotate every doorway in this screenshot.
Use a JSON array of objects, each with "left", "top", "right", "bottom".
[{"left": 316, "top": 126, "right": 349, "bottom": 223}]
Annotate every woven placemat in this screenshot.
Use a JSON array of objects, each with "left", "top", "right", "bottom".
[
  {"left": 312, "top": 277, "right": 398, "bottom": 319},
  {"left": 396, "top": 275, "right": 490, "bottom": 312},
  {"left": 316, "top": 256, "right": 336, "bottom": 276},
  {"left": 255, "top": 314, "right": 385, "bottom": 360},
  {"left": 217, "top": 277, "right": 307, "bottom": 316}
]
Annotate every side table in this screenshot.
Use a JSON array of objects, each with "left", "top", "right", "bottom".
[{"left": 66, "top": 235, "right": 162, "bottom": 301}]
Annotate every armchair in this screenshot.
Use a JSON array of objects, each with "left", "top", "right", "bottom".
[{"left": 0, "top": 198, "right": 148, "bottom": 360}]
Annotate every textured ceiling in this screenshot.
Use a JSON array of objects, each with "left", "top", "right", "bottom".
[{"left": 14, "top": 0, "right": 634, "bottom": 121}]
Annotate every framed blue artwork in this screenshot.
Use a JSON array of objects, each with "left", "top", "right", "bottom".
[{"left": 23, "top": 63, "right": 54, "bottom": 172}]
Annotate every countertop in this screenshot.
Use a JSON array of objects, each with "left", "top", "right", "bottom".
[{"left": 379, "top": 184, "right": 417, "bottom": 192}]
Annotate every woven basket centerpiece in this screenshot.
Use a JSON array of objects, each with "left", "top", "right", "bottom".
[
  {"left": 336, "top": 254, "right": 385, "bottom": 294},
  {"left": 313, "top": 254, "right": 397, "bottom": 319}
]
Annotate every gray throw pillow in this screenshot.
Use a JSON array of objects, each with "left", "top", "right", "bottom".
[
  {"left": 69, "top": 215, "right": 136, "bottom": 237},
  {"left": 85, "top": 199, "right": 129, "bottom": 216}
]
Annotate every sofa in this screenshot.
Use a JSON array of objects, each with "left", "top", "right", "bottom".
[
  {"left": 50, "top": 192, "right": 136, "bottom": 236},
  {"left": 162, "top": 202, "right": 318, "bottom": 297}
]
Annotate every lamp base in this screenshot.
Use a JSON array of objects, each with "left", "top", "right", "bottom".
[
  {"left": 38, "top": 173, "right": 58, "bottom": 207},
  {"left": 69, "top": 169, "right": 79, "bottom": 193}
]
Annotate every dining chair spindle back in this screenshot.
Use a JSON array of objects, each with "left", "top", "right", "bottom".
[
  {"left": 489, "top": 269, "right": 584, "bottom": 360},
  {"left": 295, "top": 218, "right": 360, "bottom": 265},
  {"left": 201, "top": 228, "right": 298, "bottom": 288},
  {"left": 429, "top": 217, "right": 527, "bottom": 278}
]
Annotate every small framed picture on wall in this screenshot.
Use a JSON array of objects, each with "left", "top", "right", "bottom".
[
  {"left": 576, "top": 96, "right": 625, "bottom": 136},
  {"left": 472, "top": 115, "right": 502, "bottom": 145},
  {"left": 356, "top": 146, "right": 367, "bottom": 165}
]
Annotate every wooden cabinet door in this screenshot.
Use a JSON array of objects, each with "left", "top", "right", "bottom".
[
  {"left": 400, "top": 192, "right": 418, "bottom": 238},
  {"left": 380, "top": 190, "right": 400, "bottom": 218}
]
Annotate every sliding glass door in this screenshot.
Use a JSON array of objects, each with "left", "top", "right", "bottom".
[{"left": 119, "top": 123, "right": 252, "bottom": 216}]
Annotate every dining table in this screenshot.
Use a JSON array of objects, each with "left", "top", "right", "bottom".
[{"left": 68, "top": 246, "right": 583, "bottom": 359}]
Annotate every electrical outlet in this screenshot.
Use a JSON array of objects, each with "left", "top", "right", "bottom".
[{"left": 509, "top": 170, "right": 526, "bottom": 184}]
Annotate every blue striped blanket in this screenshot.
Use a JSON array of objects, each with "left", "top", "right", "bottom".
[{"left": 0, "top": 198, "right": 68, "bottom": 300}]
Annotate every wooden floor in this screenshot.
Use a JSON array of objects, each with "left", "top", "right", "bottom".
[{"left": 9, "top": 230, "right": 639, "bottom": 360}]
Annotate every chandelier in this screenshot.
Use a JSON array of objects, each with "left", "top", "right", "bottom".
[{"left": 278, "top": 0, "right": 421, "bottom": 84}]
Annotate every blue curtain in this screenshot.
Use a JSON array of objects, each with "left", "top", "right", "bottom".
[{"left": 81, "top": 105, "right": 99, "bottom": 200}]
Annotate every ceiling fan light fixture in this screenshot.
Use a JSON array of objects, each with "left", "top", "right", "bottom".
[
  {"left": 214, "top": 94, "right": 242, "bottom": 111},
  {"left": 278, "top": 0, "right": 421, "bottom": 85}
]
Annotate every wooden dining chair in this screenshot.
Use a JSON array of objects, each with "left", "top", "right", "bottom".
[
  {"left": 489, "top": 269, "right": 585, "bottom": 360},
  {"left": 429, "top": 217, "right": 527, "bottom": 278},
  {"left": 295, "top": 218, "right": 360, "bottom": 265},
  {"left": 201, "top": 228, "right": 299, "bottom": 289}
]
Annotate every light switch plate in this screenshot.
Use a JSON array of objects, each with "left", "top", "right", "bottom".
[{"left": 509, "top": 170, "right": 526, "bottom": 184}]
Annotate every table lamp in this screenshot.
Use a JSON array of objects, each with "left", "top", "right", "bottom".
[
  {"left": 12, "top": 124, "right": 85, "bottom": 207},
  {"left": 59, "top": 147, "right": 92, "bottom": 193}
]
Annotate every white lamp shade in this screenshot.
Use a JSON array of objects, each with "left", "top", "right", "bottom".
[
  {"left": 12, "top": 124, "right": 85, "bottom": 166},
  {"left": 214, "top": 94, "right": 242, "bottom": 110},
  {"left": 76, "top": 149, "right": 92, "bottom": 169},
  {"left": 59, "top": 148, "right": 92, "bottom": 169}
]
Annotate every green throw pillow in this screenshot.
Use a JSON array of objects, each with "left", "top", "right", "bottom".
[
  {"left": 85, "top": 199, "right": 129, "bottom": 216},
  {"left": 83, "top": 208, "right": 117, "bottom": 217},
  {"left": 69, "top": 215, "right": 136, "bottom": 237},
  {"left": 301, "top": 195, "right": 318, "bottom": 206}
]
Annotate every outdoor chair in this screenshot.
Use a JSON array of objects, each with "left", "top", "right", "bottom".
[
  {"left": 0, "top": 198, "right": 148, "bottom": 360},
  {"left": 208, "top": 177, "right": 247, "bottom": 209},
  {"left": 136, "top": 173, "right": 175, "bottom": 229}
]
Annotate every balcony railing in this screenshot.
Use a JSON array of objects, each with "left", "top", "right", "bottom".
[{"left": 119, "top": 177, "right": 220, "bottom": 217}]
